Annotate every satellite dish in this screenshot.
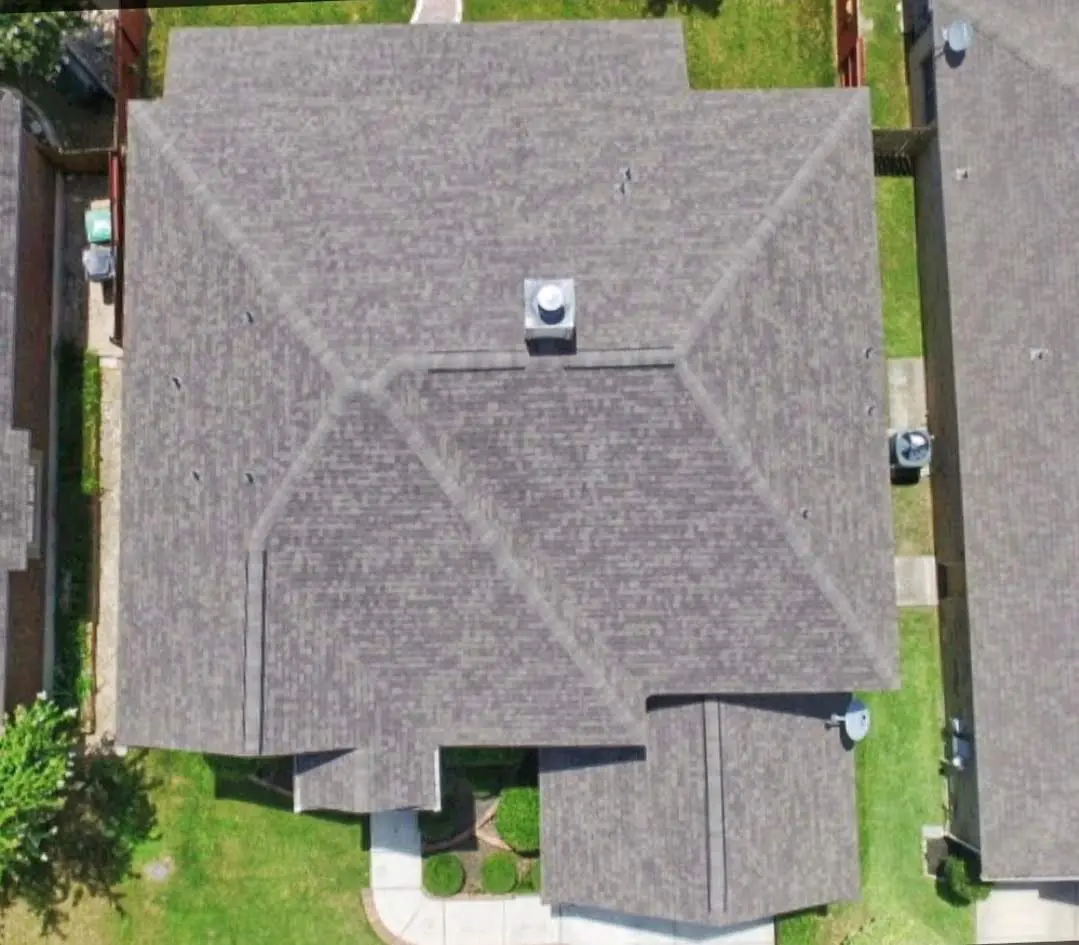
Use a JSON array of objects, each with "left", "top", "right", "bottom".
[
  {"left": 944, "top": 19, "right": 974, "bottom": 53},
  {"left": 831, "top": 698, "right": 871, "bottom": 744}
]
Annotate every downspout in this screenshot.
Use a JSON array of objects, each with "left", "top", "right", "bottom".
[{"left": 41, "top": 171, "right": 64, "bottom": 693}]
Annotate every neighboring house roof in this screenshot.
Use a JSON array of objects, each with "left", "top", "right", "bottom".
[
  {"left": 540, "top": 694, "right": 860, "bottom": 927},
  {"left": 0, "top": 91, "right": 34, "bottom": 716},
  {"left": 118, "top": 22, "right": 896, "bottom": 927},
  {"left": 926, "top": 0, "right": 1079, "bottom": 880}
]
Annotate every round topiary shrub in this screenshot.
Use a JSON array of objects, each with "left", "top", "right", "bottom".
[
  {"left": 939, "top": 853, "right": 991, "bottom": 904},
  {"left": 495, "top": 786, "right": 540, "bottom": 855},
  {"left": 481, "top": 851, "right": 518, "bottom": 894},
  {"left": 423, "top": 853, "right": 466, "bottom": 897}
]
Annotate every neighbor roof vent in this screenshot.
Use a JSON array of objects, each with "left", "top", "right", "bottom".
[{"left": 524, "top": 278, "right": 576, "bottom": 342}]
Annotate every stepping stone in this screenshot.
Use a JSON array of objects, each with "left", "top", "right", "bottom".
[
  {"left": 896, "top": 555, "right": 938, "bottom": 607},
  {"left": 888, "top": 358, "right": 927, "bottom": 432}
]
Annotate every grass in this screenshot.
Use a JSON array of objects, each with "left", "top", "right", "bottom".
[
  {"left": 3, "top": 752, "right": 380, "bottom": 944},
  {"left": 53, "top": 344, "right": 101, "bottom": 715},
  {"left": 892, "top": 480, "right": 934, "bottom": 556},
  {"left": 777, "top": 610, "right": 974, "bottom": 945},
  {"left": 147, "top": 0, "right": 413, "bottom": 95},
  {"left": 465, "top": 0, "right": 836, "bottom": 90},
  {"left": 861, "top": 0, "right": 923, "bottom": 357}
]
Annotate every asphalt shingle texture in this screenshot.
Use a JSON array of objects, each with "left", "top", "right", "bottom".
[
  {"left": 119, "top": 21, "right": 897, "bottom": 926},
  {"left": 0, "top": 92, "right": 33, "bottom": 715},
  {"left": 929, "top": 0, "right": 1079, "bottom": 880}
]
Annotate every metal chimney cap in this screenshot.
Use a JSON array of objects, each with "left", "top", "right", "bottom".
[{"left": 536, "top": 284, "right": 565, "bottom": 314}]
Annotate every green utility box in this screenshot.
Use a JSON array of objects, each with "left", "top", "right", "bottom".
[{"left": 84, "top": 205, "right": 112, "bottom": 245}]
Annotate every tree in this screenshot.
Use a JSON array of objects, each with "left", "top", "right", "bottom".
[
  {"left": 0, "top": 12, "right": 86, "bottom": 82},
  {"left": 0, "top": 694, "right": 78, "bottom": 888}
]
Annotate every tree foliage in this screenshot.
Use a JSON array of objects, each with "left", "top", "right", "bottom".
[
  {"left": 0, "top": 12, "right": 86, "bottom": 82},
  {"left": 0, "top": 695, "right": 78, "bottom": 887}
]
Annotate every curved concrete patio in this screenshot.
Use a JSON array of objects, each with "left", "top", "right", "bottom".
[{"left": 366, "top": 811, "right": 775, "bottom": 945}]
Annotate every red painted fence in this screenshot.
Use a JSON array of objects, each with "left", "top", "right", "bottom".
[
  {"left": 109, "top": 4, "right": 147, "bottom": 348},
  {"left": 836, "top": 0, "right": 866, "bottom": 87}
]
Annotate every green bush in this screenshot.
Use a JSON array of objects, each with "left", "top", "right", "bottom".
[
  {"left": 423, "top": 853, "right": 465, "bottom": 897},
  {"left": 495, "top": 787, "right": 540, "bottom": 855},
  {"left": 419, "top": 776, "right": 472, "bottom": 844},
  {"left": 939, "top": 853, "right": 991, "bottom": 904},
  {"left": 0, "top": 696, "right": 78, "bottom": 886},
  {"left": 521, "top": 858, "right": 541, "bottom": 892},
  {"left": 481, "top": 851, "right": 518, "bottom": 894}
]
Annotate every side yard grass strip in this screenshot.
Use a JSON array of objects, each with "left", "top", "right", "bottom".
[
  {"left": 53, "top": 343, "right": 102, "bottom": 718},
  {"left": 862, "top": 0, "right": 923, "bottom": 357},
  {"left": 464, "top": 0, "right": 835, "bottom": 92},
  {"left": 776, "top": 609, "right": 974, "bottom": 945}
]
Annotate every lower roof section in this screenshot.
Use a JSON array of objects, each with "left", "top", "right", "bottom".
[{"left": 539, "top": 695, "right": 860, "bottom": 927}]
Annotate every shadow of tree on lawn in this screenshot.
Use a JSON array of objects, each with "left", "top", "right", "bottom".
[{"left": 0, "top": 747, "right": 159, "bottom": 938}]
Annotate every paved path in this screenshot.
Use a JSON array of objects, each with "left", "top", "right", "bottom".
[
  {"left": 410, "top": 0, "right": 461, "bottom": 24},
  {"left": 887, "top": 357, "right": 927, "bottom": 432},
  {"left": 978, "top": 883, "right": 1079, "bottom": 943},
  {"left": 895, "top": 555, "right": 937, "bottom": 607},
  {"left": 367, "top": 811, "right": 775, "bottom": 945}
]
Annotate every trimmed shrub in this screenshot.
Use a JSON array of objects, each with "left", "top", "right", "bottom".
[
  {"left": 423, "top": 853, "right": 465, "bottom": 897},
  {"left": 521, "top": 858, "right": 541, "bottom": 892},
  {"left": 939, "top": 853, "right": 991, "bottom": 904},
  {"left": 481, "top": 851, "right": 518, "bottom": 894},
  {"left": 495, "top": 787, "right": 540, "bottom": 855},
  {"left": 419, "top": 776, "right": 473, "bottom": 844}
]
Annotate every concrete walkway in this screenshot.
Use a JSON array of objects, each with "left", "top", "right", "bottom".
[
  {"left": 410, "top": 0, "right": 461, "bottom": 24},
  {"left": 895, "top": 555, "right": 938, "bottom": 607},
  {"left": 887, "top": 357, "right": 927, "bottom": 432},
  {"left": 366, "top": 811, "right": 775, "bottom": 945},
  {"left": 978, "top": 882, "right": 1079, "bottom": 944}
]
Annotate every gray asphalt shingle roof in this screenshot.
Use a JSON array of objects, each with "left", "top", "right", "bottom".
[
  {"left": 0, "top": 92, "right": 33, "bottom": 716},
  {"left": 540, "top": 695, "right": 860, "bottom": 926},
  {"left": 928, "top": 0, "right": 1079, "bottom": 880},
  {"left": 118, "top": 21, "right": 896, "bottom": 925}
]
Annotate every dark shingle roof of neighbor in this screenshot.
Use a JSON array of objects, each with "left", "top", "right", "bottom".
[
  {"left": 0, "top": 92, "right": 34, "bottom": 716},
  {"left": 118, "top": 22, "right": 895, "bottom": 924},
  {"left": 540, "top": 694, "right": 860, "bottom": 927},
  {"left": 927, "top": 0, "right": 1079, "bottom": 881}
]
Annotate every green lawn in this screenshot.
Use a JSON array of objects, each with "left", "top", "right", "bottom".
[
  {"left": 777, "top": 610, "right": 973, "bottom": 945},
  {"left": 4, "top": 752, "right": 377, "bottom": 945},
  {"left": 893, "top": 480, "right": 935, "bottom": 556},
  {"left": 147, "top": 0, "right": 413, "bottom": 95},
  {"left": 465, "top": 0, "right": 835, "bottom": 90},
  {"left": 53, "top": 345, "right": 101, "bottom": 717},
  {"left": 861, "top": 0, "right": 923, "bottom": 356}
]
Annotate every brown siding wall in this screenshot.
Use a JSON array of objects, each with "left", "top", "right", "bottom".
[
  {"left": 913, "top": 139, "right": 980, "bottom": 852},
  {"left": 5, "top": 134, "right": 54, "bottom": 711}
]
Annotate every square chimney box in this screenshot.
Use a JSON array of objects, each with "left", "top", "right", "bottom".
[{"left": 524, "top": 278, "right": 576, "bottom": 342}]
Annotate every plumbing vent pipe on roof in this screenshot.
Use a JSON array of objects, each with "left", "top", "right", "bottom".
[{"left": 524, "top": 278, "right": 576, "bottom": 342}]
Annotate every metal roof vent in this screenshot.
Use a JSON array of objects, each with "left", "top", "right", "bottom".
[
  {"left": 524, "top": 278, "right": 575, "bottom": 342},
  {"left": 830, "top": 698, "right": 871, "bottom": 745}
]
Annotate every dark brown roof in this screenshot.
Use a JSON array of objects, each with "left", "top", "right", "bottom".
[{"left": 924, "top": 0, "right": 1079, "bottom": 880}]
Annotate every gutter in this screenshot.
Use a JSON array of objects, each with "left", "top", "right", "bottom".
[{"left": 41, "top": 171, "right": 65, "bottom": 693}]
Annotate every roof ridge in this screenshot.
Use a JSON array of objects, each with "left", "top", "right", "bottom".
[
  {"left": 675, "top": 360, "right": 890, "bottom": 686},
  {"left": 678, "top": 90, "right": 868, "bottom": 358},
  {"left": 364, "top": 381, "right": 644, "bottom": 742},
  {"left": 674, "top": 93, "right": 896, "bottom": 685},
  {"left": 130, "top": 104, "right": 350, "bottom": 389}
]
